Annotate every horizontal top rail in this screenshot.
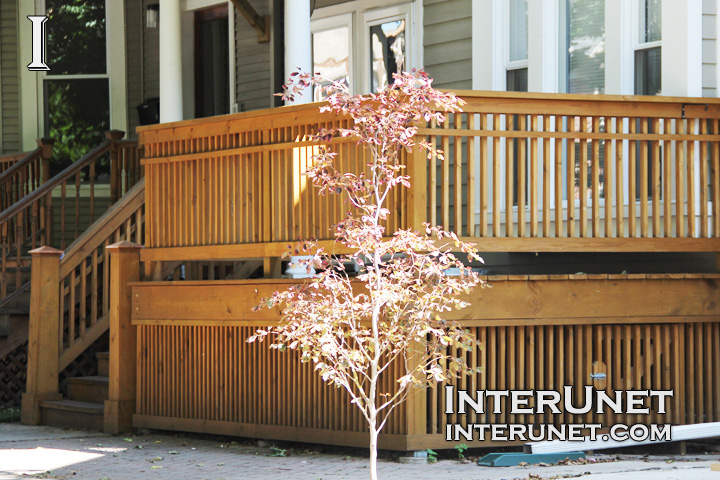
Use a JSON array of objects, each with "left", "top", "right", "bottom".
[
  {"left": 0, "top": 140, "right": 110, "bottom": 224},
  {"left": 0, "top": 148, "right": 42, "bottom": 184}
]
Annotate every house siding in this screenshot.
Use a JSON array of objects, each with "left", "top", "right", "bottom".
[
  {"left": 702, "top": 0, "right": 716, "bottom": 97},
  {"left": 234, "top": 0, "right": 274, "bottom": 112},
  {"left": 126, "top": 0, "right": 143, "bottom": 137},
  {"left": 0, "top": 1, "right": 20, "bottom": 153},
  {"left": 422, "top": 0, "right": 472, "bottom": 90}
]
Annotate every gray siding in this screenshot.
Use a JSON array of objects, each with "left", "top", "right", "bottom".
[
  {"left": 235, "top": 0, "right": 273, "bottom": 112},
  {"left": 422, "top": 0, "right": 472, "bottom": 89},
  {"left": 126, "top": 0, "right": 143, "bottom": 137},
  {"left": 1, "top": 1, "right": 20, "bottom": 153},
  {"left": 702, "top": 0, "right": 716, "bottom": 97}
]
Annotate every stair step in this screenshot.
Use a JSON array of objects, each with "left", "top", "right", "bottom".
[
  {"left": 67, "top": 376, "right": 109, "bottom": 404},
  {"left": 96, "top": 352, "right": 109, "bottom": 377},
  {"left": 39, "top": 399, "right": 104, "bottom": 431}
]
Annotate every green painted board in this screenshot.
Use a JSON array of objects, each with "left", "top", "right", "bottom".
[{"left": 477, "top": 452, "right": 585, "bottom": 467}]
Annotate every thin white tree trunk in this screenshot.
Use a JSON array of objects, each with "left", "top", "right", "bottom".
[{"left": 369, "top": 413, "right": 378, "bottom": 480}]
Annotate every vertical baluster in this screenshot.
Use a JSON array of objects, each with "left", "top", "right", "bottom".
[
  {"left": 79, "top": 259, "right": 87, "bottom": 337},
  {"left": 664, "top": 118, "right": 673, "bottom": 237},
  {"left": 494, "top": 115, "right": 502, "bottom": 237},
  {"left": 713, "top": 120, "right": 720, "bottom": 237},
  {"left": 480, "top": 114, "right": 488, "bottom": 236},
  {"left": 530, "top": 115, "right": 539, "bottom": 237},
  {"left": 700, "top": 119, "right": 709, "bottom": 238},
  {"left": 640, "top": 118, "right": 649, "bottom": 238},
  {"left": 568, "top": 117, "right": 576, "bottom": 237},
  {"left": 506, "top": 115, "right": 515, "bottom": 237},
  {"left": 628, "top": 118, "right": 637, "bottom": 237},
  {"left": 74, "top": 172, "right": 81, "bottom": 242},
  {"left": 89, "top": 161, "right": 95, "bottom": 223},
  {"left": 91, "top": 247, "right": 98, "bottom": 325},
  {"left": 555, "top": 117, "right": 563, "bottom": 238},
  {"left": 69, "top": 268, "right": 76, "bottom": 345},
  {"left": 15, "top": 210, "right": 22, "bottom": 290},
  {"left": 652, "top": 118, "right": 661, "bottom": 237},
  {"left": 592, "top": 117, "right": 601, "bottom": 237},
  {"left": 580, "top": 117, "right": 588, "bottom": 237},
  {"left": 518, "top": 115, "right": 527, "bottom": 237},
  {"left": 442, "top": 117, "right": 450, "bottom": 229},
  {"left": 454, "top": 114, "right": 463, "bottom": 234},
  {"left": 605, "top": 118, "right": 614, "bottom": 237},
  {"left": 688, "top": 119, "right": 696, "bottom": 238},
  {"left": 676, "top": 118, "right": 685, "bottom": 237},
  {"left": 543, "top": 116, "right": 551, "bottom": 237},
  {"left": 467, "top": 114, "right": 476, "bottom": 237},
  {"left": 616, "top": 117, "right": 624, "bottom": 238}
]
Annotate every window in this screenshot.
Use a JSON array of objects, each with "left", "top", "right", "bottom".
[
  {"left": 566, "top": 0, "right": 605, "bottom": 94},
  {"left": 44, "top": 0, "right": 110, "bottom": 171},
  {"left": 635, "top": 0, "right": 661, "bottom": 95},
  {"left": 311, "top": 1, "right": 419, "bottom": 95},
  {"left": 506, "top": 0, "right": 528, "bottom": 92},
  {"left": 312, "top": 14, "right": 352, "bottom": 100}
]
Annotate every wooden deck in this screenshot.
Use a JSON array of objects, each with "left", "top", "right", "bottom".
[
  {"left": 22, "top": 91, "right": 720, "bottom": 448},
  {"left": 127, "top": 91, "right": 720, "bottom": 449}
]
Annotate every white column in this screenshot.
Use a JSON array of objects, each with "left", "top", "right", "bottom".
[
  {"left": 159, "top": 0, "right": 184, "bottom": 122},
  {"left": 604, "top": 0, "right": 633, "bottom": 95},
  {"left": 471, "top": 0, "right": 503, "bottom": 91},
  {"left": 284, "top": 0, "right": 312, "bottom": 104},
  {"left": 662, "top": 0, "right": 702, "bottom": 96},
  {"left": 527, "top": 0, "right": 558, "bottom": 93}
]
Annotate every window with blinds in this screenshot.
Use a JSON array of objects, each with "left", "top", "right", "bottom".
[
  {"left": 567, "top": 0, "right": 605, "bottom": 95},
  {"left": 635, "top": 0, "right": 661, "bottom": 95},
  {"left": 506, "top": 0, "right": 528, "bottom": 92}
]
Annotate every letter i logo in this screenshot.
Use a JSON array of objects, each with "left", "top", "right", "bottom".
[{"left": 27, "top": 16, "right": 50, "bottom": 71}]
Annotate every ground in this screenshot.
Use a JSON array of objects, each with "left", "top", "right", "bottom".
[{"left": 1, "top": 423, "right": 720, "bottom": 480}]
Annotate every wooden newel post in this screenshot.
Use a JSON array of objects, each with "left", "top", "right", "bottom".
[
  {"left": 104, "top": 240, "right": 142, "bottom": 434},
  {"left": 21, "top": 246, "right": 63, "bottom": 425},
  {"left": 37, "top": 138, "right": 54, "bottom": 245},
  {"left": 106, "top": 130, "right": 126, "bottom": 203}
]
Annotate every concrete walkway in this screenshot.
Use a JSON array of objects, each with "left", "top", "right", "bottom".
[{"left": 1, "top": 423, "right": 720, "bottom": 479}]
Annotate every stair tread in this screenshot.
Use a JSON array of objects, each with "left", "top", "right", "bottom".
[
  {"left": 96, "top": 352, "right": 109, "bottom": 359},
  {"left": 0, "top": 308, "right": 29, "bottom": 315},
  {"left": 67, "top": 375, "right": 109, "bottom": 386},
  {"left": 40, "top": 399, "right": 104, "bottom": 414}
]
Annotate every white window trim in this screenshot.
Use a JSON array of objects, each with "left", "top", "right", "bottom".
[
  {"left": 503, "top": 0, "right": 528, "bottom": 83},
  {"left": 311, "top": 0, "right": 422, "bottom": 95},
  {"left": 19, "top": 0, "right": 128, "bottom": 148},
  {"left": 310, "top": 13, "right": 355, "bottom": 94}
]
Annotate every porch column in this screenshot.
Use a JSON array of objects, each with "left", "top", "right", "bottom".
[
  {"left": 661, "top": 0, "right": 702, "bottom": 96},
  {"left": 159, "top": 0, "right": 184, "bottom": 122},
  {"left": 284, "top": 0, "right": 311, "bottom": 104}
]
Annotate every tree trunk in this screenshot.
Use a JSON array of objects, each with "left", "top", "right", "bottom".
[{"left": 369, "top": 414, "right": 378, "bottom": 480}]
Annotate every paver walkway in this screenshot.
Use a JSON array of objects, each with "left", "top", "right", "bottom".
[{"left": 1, "top": 423, "right": 720, "bottom": 479}]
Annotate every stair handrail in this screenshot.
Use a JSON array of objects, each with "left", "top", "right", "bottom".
[
  {"left": 0, "top": 138, "right": 53, "bottom": 188},
  {"left": 57, "top": 179, "right": 145, "bottom": 370},
  {"left": 0, "top": 140, "right": 110, "bottom": 225}
]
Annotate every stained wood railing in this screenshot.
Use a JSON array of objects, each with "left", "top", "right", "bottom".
[
  {"left": 415, "top": 91, "right": 720, "bottom": 251},
  {"left": 0, "top": 131, "right": 139, "bottom": 303},
  {"left": 0, "top": 150, "right": 34, "bottom": 176},
  {"left": 0, "top": 139, "right": 53, "bottom": 212},
  {"left": 58, "top": 180, "right": 145, "bottom": 370},
  {"left": 139, "top": 92, "right": 720, "bottom": 263}
]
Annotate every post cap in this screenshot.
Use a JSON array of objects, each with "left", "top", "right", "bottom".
[
  {"left": 36, "top": 137, "right": 55, "bottom": 147},
  {"left": 29, "top": 246, "right": 63, "bottom": 257},
  {"left": 105, "top": 130, "right": 126, "bottom": 141},
  {"left": 106, "top": 240, "right": 143, "bottom": 251}
]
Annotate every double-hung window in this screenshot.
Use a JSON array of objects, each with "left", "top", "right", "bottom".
[
  {"left": 506, "top": 0, "right": 528, "bottom": 92},
  {"left": 635, "top": 0, "right": 661, "bottom": 95}
]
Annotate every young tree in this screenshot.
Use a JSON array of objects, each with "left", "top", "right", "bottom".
[{"left": 250, "top": 70, "right": 485, "bottom": 480}]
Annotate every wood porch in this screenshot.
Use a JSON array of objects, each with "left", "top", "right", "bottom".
[{"left": 22, "top": 90, "right": 720, "bottom": 450}]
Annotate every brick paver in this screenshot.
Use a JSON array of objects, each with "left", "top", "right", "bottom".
[{"left": 1, "top": 424, "right": 720, "bottom": 479}]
